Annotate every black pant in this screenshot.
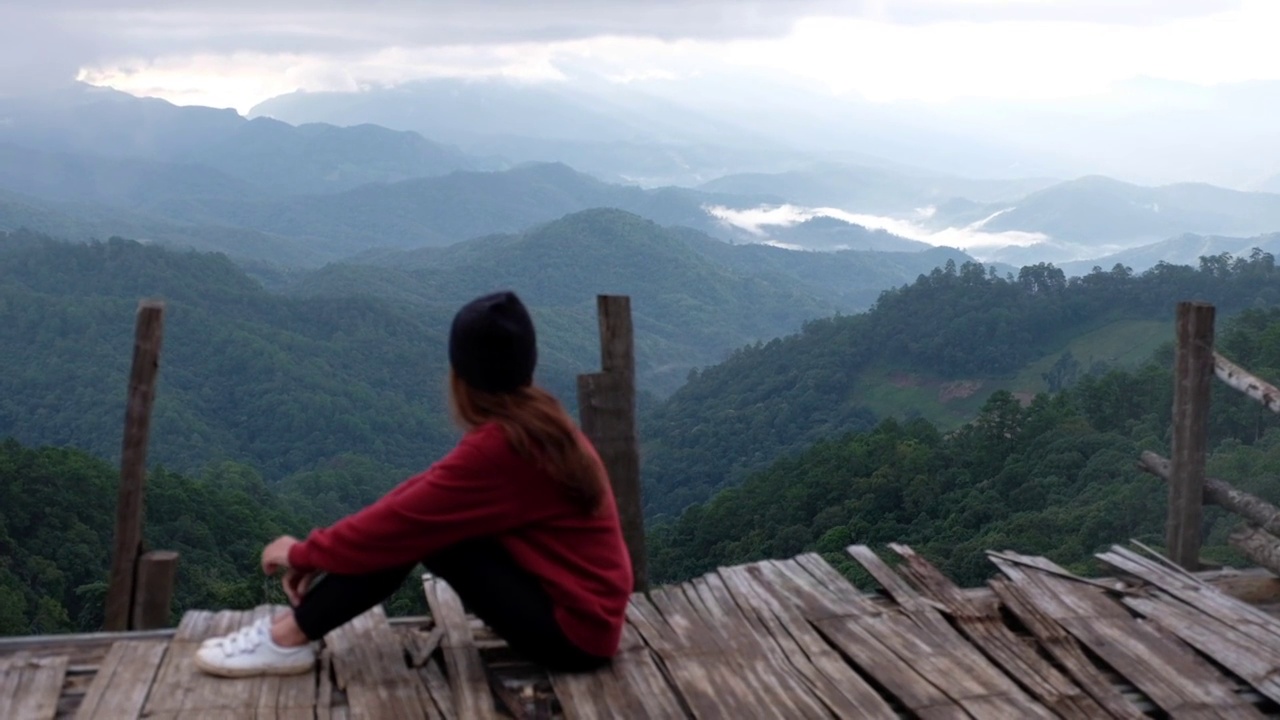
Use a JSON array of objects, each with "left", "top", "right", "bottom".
[{"left": 291, "top": 537, "right": 610, "bottom": 673}]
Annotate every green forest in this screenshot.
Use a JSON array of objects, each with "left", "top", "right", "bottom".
[
  {"left": 647, "top": 305, "right": 1280, "bottom": 587},
  {"left": 641, "top": 252, "right": 1280, "bottom": 519},
  {"left": 0, "top": 441, "right": 427, "bottom": 635}
]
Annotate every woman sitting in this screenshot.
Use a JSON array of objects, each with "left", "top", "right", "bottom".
[{"left": 194, "top": 291, "right": 634, "bottom": 676}]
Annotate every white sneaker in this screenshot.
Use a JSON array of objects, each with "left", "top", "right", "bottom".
[{"left": 194, "top": 617, "right": 316, "bottom": 677}]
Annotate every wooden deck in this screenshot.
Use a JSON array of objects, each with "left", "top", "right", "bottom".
[{"left": 5, "top": 543, "right": 1280, "bottom": 719}]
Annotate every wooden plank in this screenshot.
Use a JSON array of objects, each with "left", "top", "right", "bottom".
[
  {"left": 577, "top": 294, "right": 646, "bottom": 592},
  {"left": 802, "top": 551, "right": 1055, "bottom": 720},
  {"left": 1098, "top": 544, "right": 1280, "bottom": 704},
  {"left": 988, "top": 578, "right": 1150, "bottom": 719},
  {"left": 629, "top": 586, "right": 801, "bottom": 719},
  {"left": 720, "top": 564, "right": 898, "bottom": 719},
  {"left": 630, "top": 589, "right": 758, "bottom": 718},
  {"left": 327, "top": 605, "right": 439, "bottom": 720},
  {"left": 315, "top": 648, "right": 334, "bottom": 720},
  {"left": 0, "top": 653, "right": 68, "bottom": 720},
  {"left": 0, "top": 655, "right": 20, "bottom": 715},
  {"left": 550, "top": 613, "right": 688, "bottom": 720},
  {"left": 405, "top": 626, "right": 445, "bottom": 668},
  {"left": 131, "top": 550, "right": 179, "bottom": 631},
  {"left": 104, "top": 299, "right": 165, "bottom": 632},
  {"left": 990, "top": 552, "right": 1262, "bottom": 718},
  {"left": 74, "top": 640, "right": 167, "bottom": 719},
  {"left": 142, "top": 608, "right": 239, "bottom": 715},
  {"left": 418, "top": 660, "right": 457, "bottom": 720},
  {"left": 422, "top": 578, "right": 495, "bottom": 720},
  {"left": 1125, "top": 592, "right": 1280, "bottom": 704},
  {"left": 1097, "top": 545, "right": 1280, "bottom": 645},
  {"left": 885, "top": 544, "right": 1136, "bottom": 719},
  {"left": 757, "top": 559, "right": 965, "bottom": 719},
  {"left": 680, "top": 575, "right": 833, "bottom": 718},
  {"left": 1169, "top": 300, "right": 1215, "bottom": 570}
]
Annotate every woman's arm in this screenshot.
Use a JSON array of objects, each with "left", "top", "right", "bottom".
[{"left": 285, "top": 427, "right": 552, "bottom": 575}]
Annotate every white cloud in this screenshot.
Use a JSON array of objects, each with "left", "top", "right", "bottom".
[
  {"left": 5, "top": 0, "right": 1263, "bottom": 112},
  {"left": 705, "top": 203, "right": 1050, "bottom": 253},
  {"left": 720, "top": 0, "right": 1280, "bottom": 103}
]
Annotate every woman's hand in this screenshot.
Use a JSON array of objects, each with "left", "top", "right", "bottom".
[
  {"left": 261, "top": 535, "right": 299, "bottom": 576},
  {"left": 282, "top": 568, "right": 317, "bottom": 605}
]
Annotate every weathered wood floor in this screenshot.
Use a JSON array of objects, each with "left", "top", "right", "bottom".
[{"left": 6, "top": 543, "right": 1280, "bottom": 719}]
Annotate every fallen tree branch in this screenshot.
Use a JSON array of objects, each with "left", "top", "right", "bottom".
[
  {"left": 1214, "top": 351, "right": 1280, "bottom": 414},
  {"left": 1229, "top": 525, "right": 1280, "bottom": 577},
  {"left": 1138, "top": 451, "right": 1280, "bottom": 537}
]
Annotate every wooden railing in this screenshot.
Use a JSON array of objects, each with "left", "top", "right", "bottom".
[
  {"left": 103, "top": 300, "right": 179, "bottom": 631},
  {"left": 1140, "top": 301, "right": 1280, "bottom": 572},
  {"left": 576, "top": 295, "right": 648, "bottom": 592}
]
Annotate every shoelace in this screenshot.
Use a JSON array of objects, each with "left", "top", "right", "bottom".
[{"left": 215, "top": 618, "right": 270, "bottom": 656}]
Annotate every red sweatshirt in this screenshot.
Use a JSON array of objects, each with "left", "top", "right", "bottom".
[{"left": 287, "top": 422, "right": 634, "bottom": 658}]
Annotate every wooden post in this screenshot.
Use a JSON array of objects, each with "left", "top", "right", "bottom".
[
  {"left": 577, "top": 295, "right": 648, "bottom": 592},
  {"left": 130, "top": 550, "right": 178, "bottom": 630},
  {"left": 1167, "top": 301, "right": 1215, "bottom": 571},
  {"left": 104, "top": 300, "right": 165, "bottom": 632}
]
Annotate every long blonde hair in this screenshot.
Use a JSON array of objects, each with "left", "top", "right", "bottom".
[{"left": 449, "top": 370, "right": 608, "bottom": 513}]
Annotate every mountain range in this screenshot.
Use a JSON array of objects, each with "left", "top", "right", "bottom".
[
  {"left": 928, "top": 176, "right": 1280, "bottom": 245},
  {"left": 0, "top": 84, "right": 497, "bottom": 194},
  {"left": 291, "top": 208, "right": 976, "bottom": 393},
  {"left": 249, "top": 73, "right": 1280, "bottom": 190},
  {"left": 1058, "top": 232, "right": 1280, "bottom": 276},
  {"left": 702, "top": 169, "right": 1280, "bottom": 267},
  {"left": 6, "top": 82, "right": 1280, "bottom": 281}
]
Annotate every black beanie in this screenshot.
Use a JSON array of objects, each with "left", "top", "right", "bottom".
[{"left": 449, "top": 291, "right": 537, "bottom": 394}]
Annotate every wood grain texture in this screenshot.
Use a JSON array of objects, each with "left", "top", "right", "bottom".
[
  {"left": 73, "top": 640, "right": 167, "bottom": 719},
  {"left": 22, "top": 549, "right": 1280, "bottom": 718},
  {"left": 327, "top": 605, "right": 440, "bottom": 720},
  {"left": 131, "top": 550, "right": 179, "bottom": 631},
  {"left": 720, "top": 564, "right": 898, "bottom": 719},
  {"left": 0, "top": 653, "right": 69, "bottom": 720},
  {"left": 1169, "top": 300, "right": 1215, "bottom": 570},
  {"left": 577, "top": 294, "right": 647, "bottom": 591},
  {"left": 104, "top": 299, "right": 165, "bottom": 632},
  {"left": 1214, "top": 350, "right": 1280, "bottom": 414},
  {"left": 422, "top": 579, "right": 495, "bottom": 720},
  {"left": 885, "top": 544, "right": 1122, "bottom": 719},
  {"left": 991, "top": 551, "right": 1261, "bottom": 718},
  {"left": 988, "top": 578, "right": 1150, "bottom": 718},
  {"left": 550, "top": 614, "right": 687, "bottom": 719}
]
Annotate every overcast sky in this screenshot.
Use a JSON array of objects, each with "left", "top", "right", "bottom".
[{"left": 3, "top": 0, "right": 1276, "bottom": 113}]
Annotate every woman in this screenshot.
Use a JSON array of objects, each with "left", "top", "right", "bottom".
[{"left": 194, "top": 291, "right": 634, "bottom": 677}]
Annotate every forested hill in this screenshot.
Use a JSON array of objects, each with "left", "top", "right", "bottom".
[
  {"left": 287, "top": 209, "right": 837, "bottom": 395},
  {"left": 0, "top": 213, "right": 902, "bottom": 482},
  {"left": 0, "top": 232, "right": 459, "bottom": 479},
  {"left": 647, "top": 307, "right": 1280, "bottom": 588},
  {"left": 640, "top": 253, "right": 1280, "bottom": 519},
  {"left": 290, "top": 209, "right": 974, "bottom": 394}
]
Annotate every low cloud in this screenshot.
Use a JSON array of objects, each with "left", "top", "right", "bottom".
[{"left": 706, "top": 203, "right": 1050, "bottom": 255}]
